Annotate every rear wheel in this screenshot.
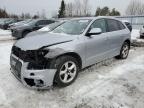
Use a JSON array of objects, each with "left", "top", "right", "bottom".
[
  {"left": 51, "top": 56, "right": 80, "bottom": 87},
  {"left": 116, "top": 42, "right": 130, "bottom": 59}
]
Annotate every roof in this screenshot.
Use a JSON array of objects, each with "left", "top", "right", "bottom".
[{"left": 67, "top": 16, "right": 118, "bottom": 21}]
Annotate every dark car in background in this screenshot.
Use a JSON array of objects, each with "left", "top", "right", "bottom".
[
  {"left": 11, "top": 19, "right": 56, "bottom": 39},
  {"left": 26, "top": 20, "right": 66, "bottom": 37},
  {"left": 0, "top": 18, "right": 22, "bottom": 30},
  {"left": 0, "top": 18, "right": 10, "bottom": 29},
  {"left": 8, "top": 19, "right": 32, "bottom": 29}
]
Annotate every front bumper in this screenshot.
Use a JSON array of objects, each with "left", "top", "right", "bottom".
[
  {"left": 0, "top": 24, "right": 4, "bottom": 29},
  {"left": 11, "top": 29, "right": 22, "bottom": 38},
  {"left": 10, "top": 54, "right": 57, "bottom": 89}
]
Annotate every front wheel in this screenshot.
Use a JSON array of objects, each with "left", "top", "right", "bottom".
[
  {"left": 116, "top": 42, "right": 130, "bottom": 59},
  {"left": 52, "top": 56, "right": 80, "bottom": 87}
]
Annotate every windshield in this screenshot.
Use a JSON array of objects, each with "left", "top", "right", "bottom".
[
  {"left": 25, "top": 19, "right": 37, "bottom": 25},
  {"left": 52, "top": 19, "right": 91, "bottom": 35}
]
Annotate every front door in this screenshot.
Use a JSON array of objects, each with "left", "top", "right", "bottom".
[{"left": 85, "top": 19, "right": 109, "bottom": 66}]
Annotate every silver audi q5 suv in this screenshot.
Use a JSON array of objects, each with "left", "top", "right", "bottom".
[{"left": 10, "top": 17, "right": 131, "bottom": 89}]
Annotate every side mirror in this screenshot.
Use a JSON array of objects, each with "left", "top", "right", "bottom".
[{"left": 87, "top": 28, "right": 102, "bottom": 36}]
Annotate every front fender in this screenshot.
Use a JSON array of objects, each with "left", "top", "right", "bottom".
[{"left": 45, "top": 47, "right": 74, "bottom": 58}]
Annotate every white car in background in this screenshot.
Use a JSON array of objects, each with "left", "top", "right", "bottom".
[{"left": 140, "top": 26, "right": 144, "bottom": 39}]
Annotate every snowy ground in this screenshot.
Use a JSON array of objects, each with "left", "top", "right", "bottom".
[
  {"left": 0, "top": 29, "right": 11, "bottom": 36},
  {"left": 0, "top": 40, "right": 144, "bottom": 108},
  {"left": 131, "top": 29, "right": 144, "bottom": 47},
  {"left": 131, "top": 29, "right": 140, "bottom": 40},
  {"left": 0, "top": 29, "right": 14, "bottom": 41}
]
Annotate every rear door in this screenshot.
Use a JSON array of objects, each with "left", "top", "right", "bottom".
[{"left": 106, "top": 19, "right": 126, "bottom": 56}]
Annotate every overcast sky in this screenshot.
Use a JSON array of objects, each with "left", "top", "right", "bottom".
[{"left": 0, "top": 0, "right": 140, "bottom": 18}]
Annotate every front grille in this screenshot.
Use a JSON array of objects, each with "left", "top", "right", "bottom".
[
  {"left": 12, "top": 46, "right": 51, "bottom": 70},
  {"left": 12, "top": 46, "right": 36, "bottom": 62}
]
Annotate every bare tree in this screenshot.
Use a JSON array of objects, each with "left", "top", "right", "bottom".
[
  {"left": 137, "top": 4, "right": 144, "bottom": 15},
  {"left": 65, "top": 2, "right": 73, "bottom": 17},
  {"left": 40, "top": 9, "right": 46, "bottom": 19},
  {"left": 51, "top": 11, "right": 58, "bottom": 18},
  {"left": 82, "top": 0, "right": 91, "bottom": 16},
  {"left": 126, "top": 0, "right": 144, "bottom": 15},
  {"left": 74, "top": 0, "right": 82, "bottom": 16},
  {"left": 65, "top": 0, "right": 91, "bottom": 17}
]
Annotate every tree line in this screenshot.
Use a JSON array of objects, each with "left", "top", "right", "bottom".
[
  {"left": 126, "top": 0, "right": 144, "bottom": 15},
  {"left": 0, "top": 8, "right": 46, "bottom": 19},
  {"left": 1, "top": 0, "right": 144, "bottom": 19},
  {"left": 57, "top": 0, "right": 121, "bottom": 18}
]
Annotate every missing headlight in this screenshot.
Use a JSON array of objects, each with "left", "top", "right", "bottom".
[{"left": 37, "top": 49, "right": 49, "bottom": 57}]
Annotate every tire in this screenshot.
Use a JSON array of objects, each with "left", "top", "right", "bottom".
[
  {"left": 50, "top": 56, "right": 80, "bottom": 87},
  {"left": 22, "top": 31, "right": 30, "bottom": 38},
  {"left": 3, "top": 25, "right": 8, "bottom": 30},
  {"left": 140, "top": 35, "right": 144, "bottom": 39},
  {"left": 116, "top": 42, "right": 130, "bottom": 59}
]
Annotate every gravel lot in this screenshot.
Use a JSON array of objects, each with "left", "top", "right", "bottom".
[{"left": 0, "top": 41, "right": 144, "bottom": 108}]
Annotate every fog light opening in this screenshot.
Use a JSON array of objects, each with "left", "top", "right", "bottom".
[
  {"left": 35, "top": 79, "right": 44, "bottom": 87},
  {"left": 24, "top": 78, "right": 35, "bottom": 87},
  {"left": 30, "top": 73, "right": 35, "bottom": 76}
]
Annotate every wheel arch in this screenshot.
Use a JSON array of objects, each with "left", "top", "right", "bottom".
[
  {"left": 23, "top": 29, "right": 31, "bottom": 33},
  {"left": 55, "top": 52, "right": 82, "bottom": 69},
  {"left": 22, "top": 29, "right": 31, "bottom": 37},
  {"left": 124, "top": 39, "right": 131, "bottom": 48}
]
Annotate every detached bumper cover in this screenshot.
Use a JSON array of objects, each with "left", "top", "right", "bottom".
[{"left": 10, "top": 54, "right": 57, "bottom": 89}]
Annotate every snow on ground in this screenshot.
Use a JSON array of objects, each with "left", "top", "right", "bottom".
[
  {"left": 131, "top": 29, "right": 140, "bottom": 40},
  {"left": 131, "top": 29, "right": 144, "bottom": 46},
  {"left": 0, "top": 41, "right": 144, "bottom": 108},
  {"left": 0, "top": 29, "right": 11, "bottom": 36},
  {"left": 0, "top": 29, "right": 14, "bottom": 41}
]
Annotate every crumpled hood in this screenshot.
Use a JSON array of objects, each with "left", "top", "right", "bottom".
[{"left": 15, "top": 32, "right": 77, "bottom": 50}]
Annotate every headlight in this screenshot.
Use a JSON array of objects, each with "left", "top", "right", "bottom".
[{"left": 37, "top": 49, "right": 49, "bottom": 57}]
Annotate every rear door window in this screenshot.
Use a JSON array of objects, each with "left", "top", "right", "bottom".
[{"left": 107, "top": 19, "right": 120, "bottom": 32}]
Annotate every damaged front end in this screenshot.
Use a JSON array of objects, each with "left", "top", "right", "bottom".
[{"left": 10, "top": 46, "right": 57, "bottom": 89}]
